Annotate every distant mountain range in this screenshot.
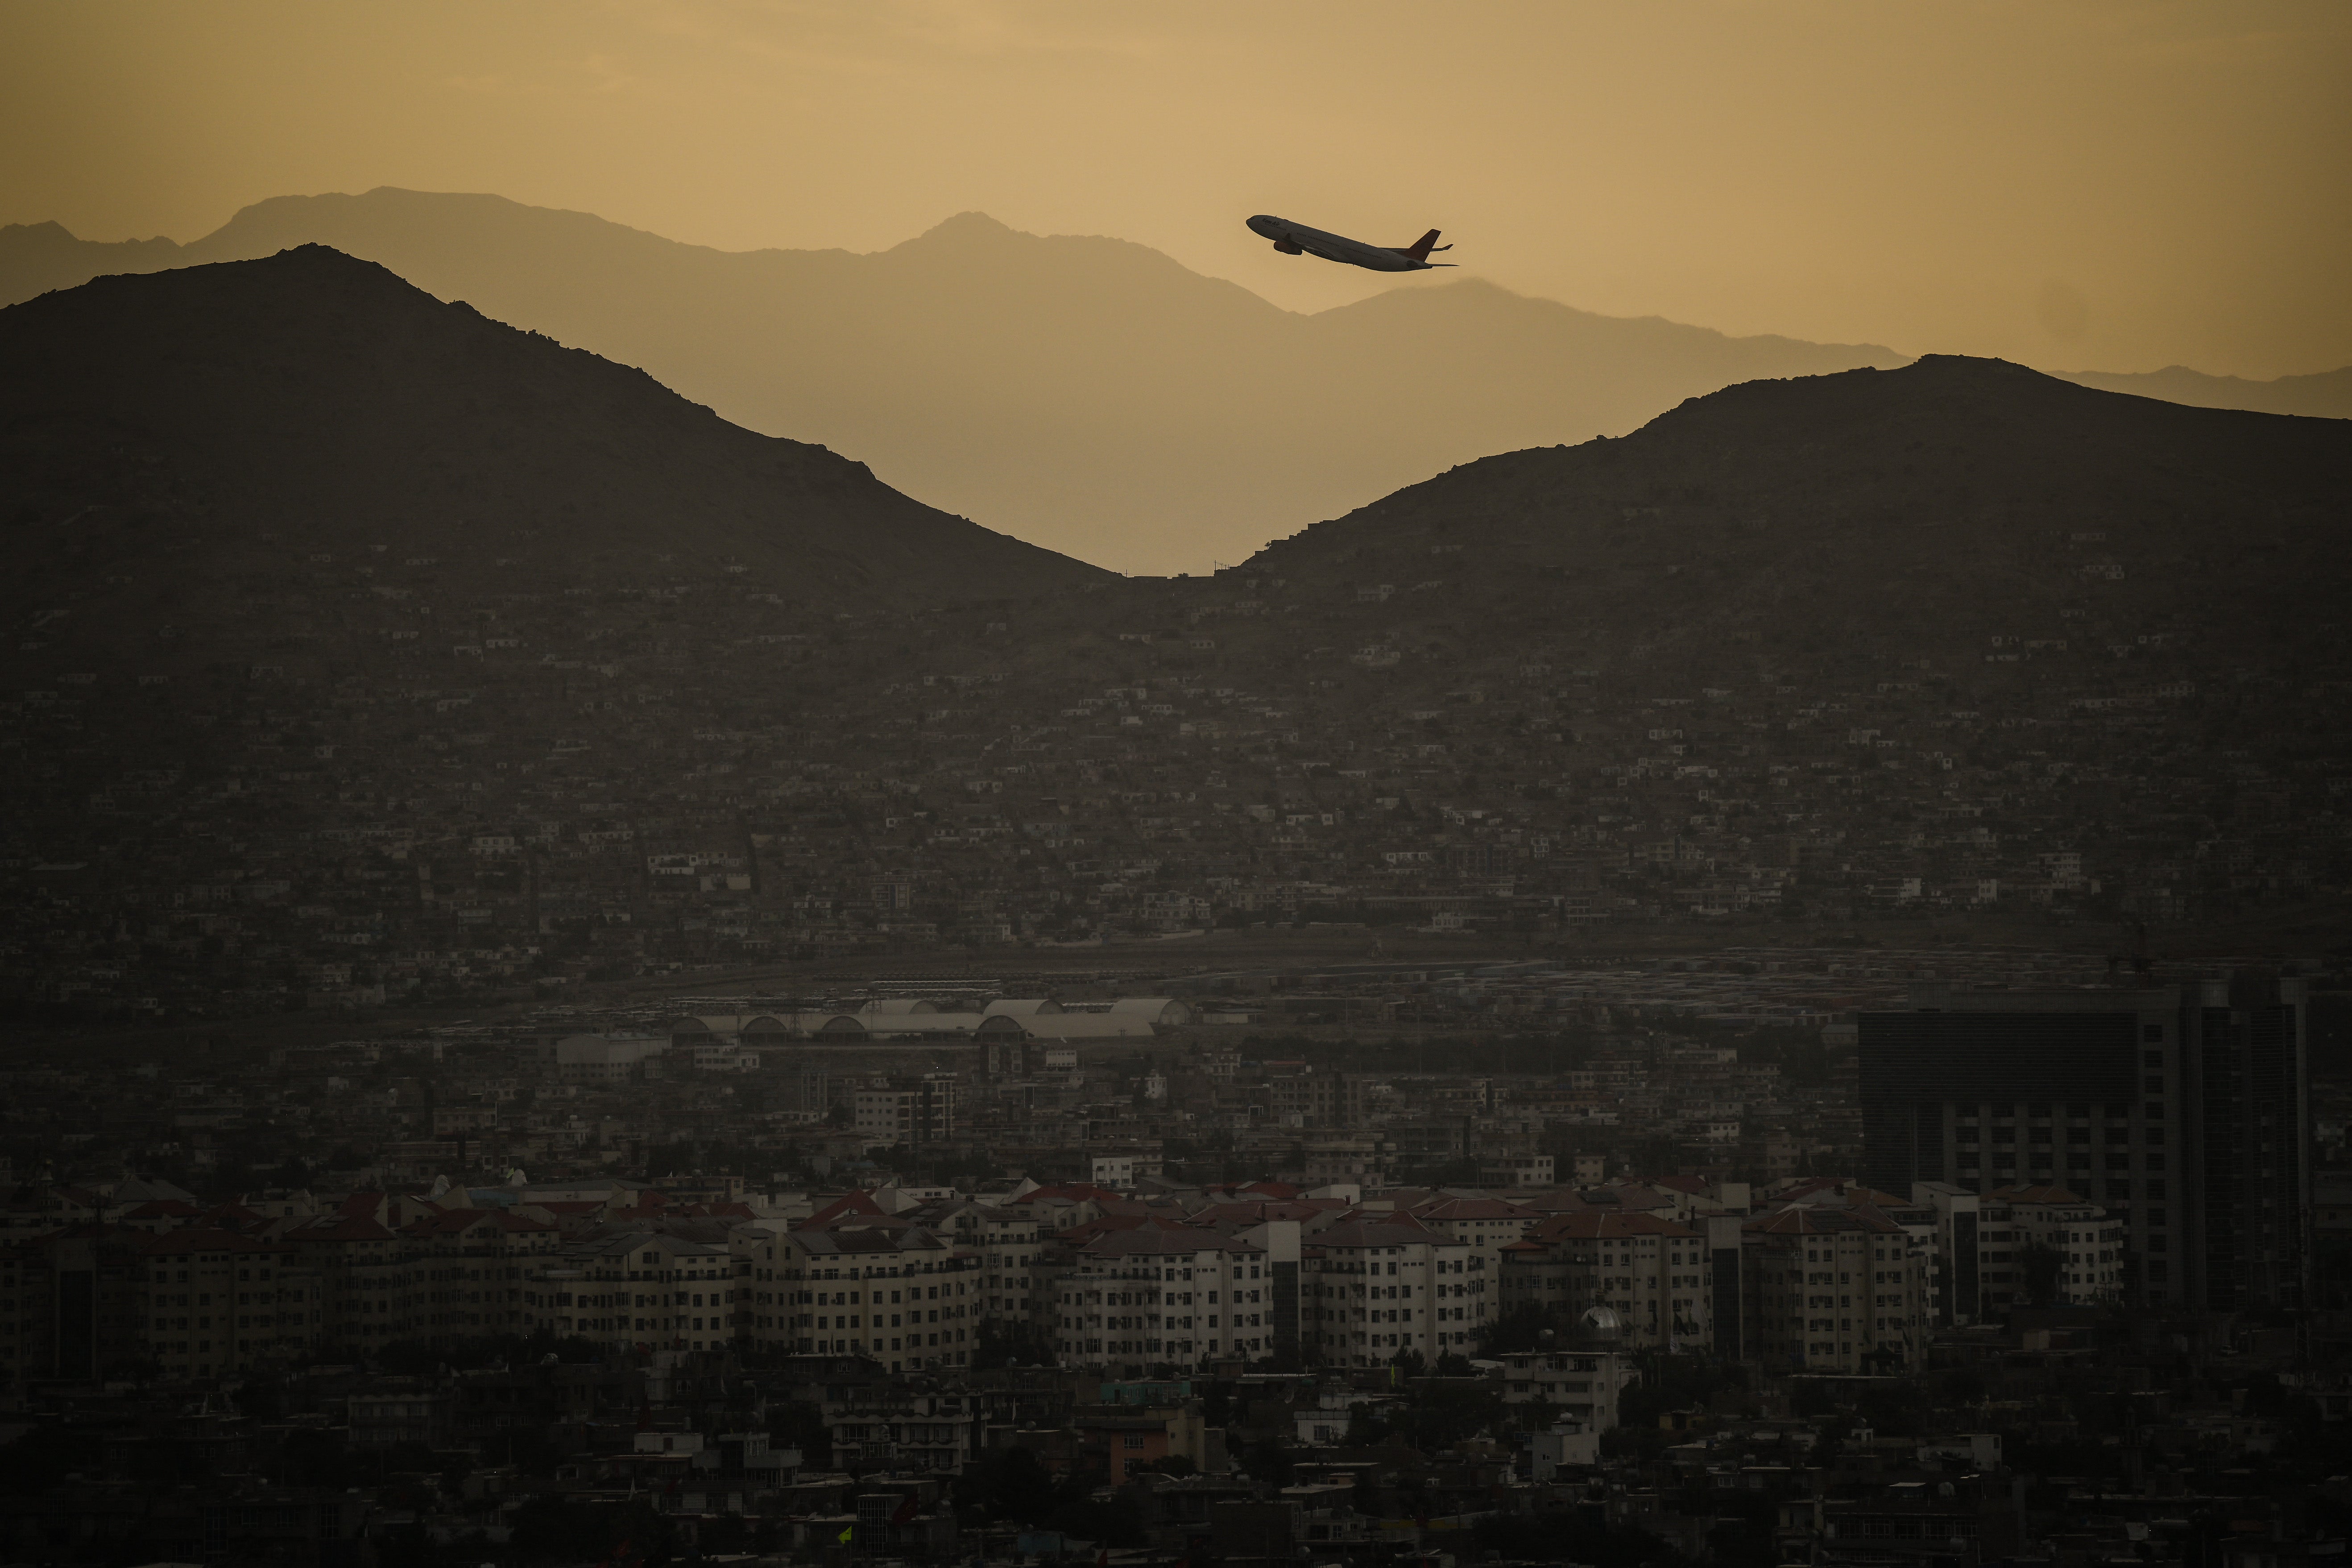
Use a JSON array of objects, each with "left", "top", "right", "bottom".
[
  {"left": 14, "top": 191, "right": 2340, "bottom": 576},
  {"left": 12, "top": 192, "right": 2345, "bottom": 577},
  {"left": 2058, "top": 363, "right": 2352, "bottom": 422},
  {"left": 0, "top": 246, "right": 1105, "bottom": 678},
  {"left": 0, "top": 191, "right": 1921, "bottom": 573}
]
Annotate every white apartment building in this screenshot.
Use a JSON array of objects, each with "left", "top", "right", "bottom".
[
  {"left": 1989, "top": 1184, "right": 2128, "bottom": 1307},
  {"left": 1407, "top": 1195, "right": 1532, "bottom": 1340},
  {"left": 1497, "top": 1211, "right": 1710, "bottom": 1352},
  {"left": 1741, "top": 1204, "right": 1930, "bottom": 1373},
  {"left": 1054, "top": 1226, "right": 1268, "bottom": 1369},
  {"left": 1494, "top": 1347, "right": 1641, "bottom": 1431},
  {"left": 518, "top": 1231, "right": 738, "bottom": 1353},
  {"left": 1302, "top": 1215, "right": 1474, "bottom": 1368},
  {"left": 1912, "top": 1181, "right": 2126, "bottom": 1321},
  {"left": 909, "top": 1198, "right": 1048, "bottom": 1337},
  {"left": 744, "top": 1226, "right": 982, "bottom": 1373}
]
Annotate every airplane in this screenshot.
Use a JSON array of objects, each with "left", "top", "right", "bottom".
[{"left": 1245, "top": 214, "right": 1455, "bottom": 273}]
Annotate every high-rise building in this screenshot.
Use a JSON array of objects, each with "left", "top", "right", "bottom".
[{"left": 1859, "top": 976, "right": 2308, "bottom": 1311}]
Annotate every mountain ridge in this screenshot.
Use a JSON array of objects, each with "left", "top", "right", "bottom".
[
  {"left": 1234, "top": 352, "right": 2351, "bottom": 681},
  {"left": 0, "top": 244, "right": 1107, "bottom": 687},
  {"left": 4, "top": 321, "right": 2350, "bottom": 1016},
  {"left": 2059, "top": 361, "right": 2352, "bottom": 422},
  {"left": 8, "top": 193, "right": 2339, "bottom": 578},
  {"left": 0, "top": 189, "right": 1914, "bottom": 571}
]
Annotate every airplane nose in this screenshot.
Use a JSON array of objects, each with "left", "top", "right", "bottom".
[{"left": 1246, "top": 215, "right": 1278, "bottom": 236}]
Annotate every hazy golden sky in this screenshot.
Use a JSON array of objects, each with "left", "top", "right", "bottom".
[{"left": 4, "top": 0, "right": 2347, "bottom": 379}]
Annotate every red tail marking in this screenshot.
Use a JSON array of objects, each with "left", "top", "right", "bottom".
[{"left": 1400, "top": 228, "right": 1446, "bottom": 260}]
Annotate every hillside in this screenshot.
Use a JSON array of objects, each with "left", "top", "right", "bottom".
[
  {"left": 0, "top": 244, "right": 1105, "bottom": 687},
  {"left": 1240, "top": 354, "right": 2352, "bottom": 667},
  {"left": 0, "top": 190, "right": 1909, "bottom": 572},
  {"left": 4, "top": 349, "right": 2350, "bottom": 1022}
]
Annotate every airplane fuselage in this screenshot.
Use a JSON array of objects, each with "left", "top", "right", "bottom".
[{"left": 1245, "top": 214, "right": 1449, "bottom": 273}]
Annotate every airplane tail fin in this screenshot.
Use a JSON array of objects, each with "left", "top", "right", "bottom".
[{"left": 1400, "top": 228, "right": 1451, "bottom": 261}]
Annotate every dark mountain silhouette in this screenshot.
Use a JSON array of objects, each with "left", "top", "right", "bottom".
[
  {"left": 0, "top": 245, "right": 1106, "bottom": 677},
  {"left": 2057, "top": 362, "right": 2352, "bottom": 421},
  {"left": 1221, "top": 355, "right": 2351, "bottom": 681},
  {"left": 10, "top": 195, "right": 2341, "bottom": 574},
  {"left": 4, "top": 346, "right": 2349, "bottom": 1022},
  {"left": 0, "top": 190, "right": 1912, "bottom": 571}
]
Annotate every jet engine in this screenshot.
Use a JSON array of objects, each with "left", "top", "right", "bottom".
[{"left": 1273, "top": 240, "right": 1303, "bottom": 255}]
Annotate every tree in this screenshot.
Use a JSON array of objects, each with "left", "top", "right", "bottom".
[
  {"left": 1476, "top": 1510, "right": 1691, "bottom": 1568},
  {"left": 957, "top": 1444, "right": 1058, "bottom": 1526},
  {"left": 1340, "top": 1382, "right": 1511, "bottom": 1454},
  {"left": 276, "top": 1427, "right": 355, "bottom": 1489},
  {"left": 1236, "top": 1436, "right": 1295, "bottom": 1486},
  {"left": 1619, "top": 1352, "right": 1746, "bottom": 1429},
  {"left": 699, "top": 1515, "right": 752, "bottom": 1556},
  {"left": 1855, "top": 1379, "right": 1927, "bottom": 1438},
  {"left": 1705, "top": 1490, "right": 1782, "bottom": 1568},
  {"left": 1809, "top": 1411, "right": 1859, "bottom": 1465},
  {"left": 1046, "top": 1491, "right": 1146, "bottom": 1547},
  {"left": 1200, "top": 1382, "right": 1233, "bottom": 1431},
  {"left": 1474, "top": 1302, "right": 1559, "bottom": 1354},
  {"left": 973, "top": 1320, "right": 1053, "bottom": 1370},
  {"left": 768, "top": 1398, "right": 832, "bottom": 1470},
  {"left": 371, "top": 1330, "right": 602, "bottom": 1374},
  {"left": 508, "top": 1496, "right": 676, "bottom": 1566},
  {"left": 2017, "top": 1241, "right": 2065, "bottom": 1307}
]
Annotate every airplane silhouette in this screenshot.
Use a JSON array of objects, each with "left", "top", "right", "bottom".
[{"left": 1245, "top": 215, "right": 1455, "bottom": 273}]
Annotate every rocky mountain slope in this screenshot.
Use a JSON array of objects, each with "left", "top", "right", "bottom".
[
  {"left": 3, "top": 331, "right": 2349, "bottom": 1021},
  {"left": 0, "top": 244, "right": 1106, "bottom": 687},
  {"left": 1235, "top": 354, "right": 2352, "bottom": 672}
]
